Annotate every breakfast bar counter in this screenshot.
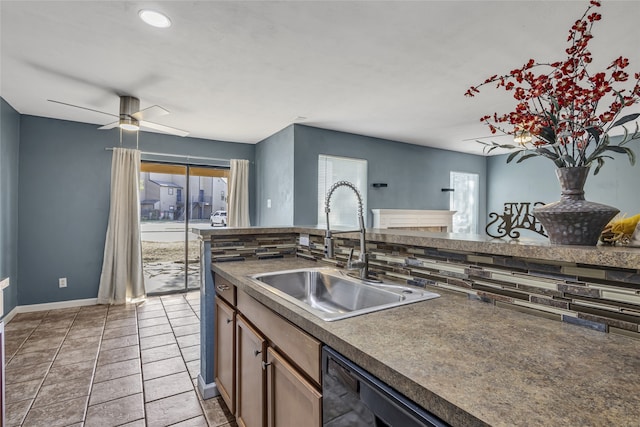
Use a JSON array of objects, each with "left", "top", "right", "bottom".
[{"left": 193, "top": 226, "right": 640, "bottom": 426}]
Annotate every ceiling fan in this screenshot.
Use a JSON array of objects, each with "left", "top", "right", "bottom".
[{"left": 48, "top": 95, "right": 189, "bottom": 137}]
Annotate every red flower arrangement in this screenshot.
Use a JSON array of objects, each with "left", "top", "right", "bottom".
[{"left": 465, "top": 0, "right": 640, "bottom": 174}]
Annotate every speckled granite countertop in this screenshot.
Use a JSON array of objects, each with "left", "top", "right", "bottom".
[
  {"left": 191, "top": 225, "right": 640, "bottom": 270},
  {"left": 212, "top": 258, "right": 640, "bottom": 427}
]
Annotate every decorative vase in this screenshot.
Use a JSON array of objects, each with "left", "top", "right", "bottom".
[{"left": 533, "top": 167, "right": 619, "bottom": 246}]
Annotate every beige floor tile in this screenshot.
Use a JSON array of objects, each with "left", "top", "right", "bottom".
[
  {"left": 141, "top": 343, "right": 182, "bottom": 364},
  {"left": 5, "top": 361, "right": 51, "bottom": 385},
  {"left": 177, "top": 333, "right": 200, "bottom": 348},
  {"left": 169, "top": 316, "right": 200, "bottom": 327},
  {"left": 61, "top": 335, "right": 102, "bottom": 350},
  {"left": 44, "top": 359, "right": 96, "bottom": 386},
  {"left": 101, "top": 333, "right": 139, "bottom": 350},
  {"left": 94, "top": 358, "right": 141, "bottom": 383},
  {"left": 105, "top": 318, "right": 137, "bottom": 330},
  {"left": 71, "top": 318, "right": 107, "bottom": 329},
  {"left": 144, "top": 371, "right": 194, "bottom": 402},
  {"left": 98, "top": 344, "right": 141, "bottom": 365},
  {"left": 164, "top": 303, "right": 192, "bottom": 313},
  {"left": 138, "top": 316, "right": 170, "bottom": 329},
  {"left": 138, "top": 323, "right": 173, "bottom": 338},
  {"left": 102, "top": 324, "right": 138, "bottom": 339},
  {"left": 172, "top": 323, "right": 200, "bottom": 337},
  {"left": 5, "top": 319, "right": 42, "bottom": 332},
  {"left": 53, "top": 346, "right": 99, "bottom": 366},
  {"left": 200, "top": 396, "right": 235, "bottom": 426},
  {"left": 11, "top": 311, "right": 48, "bottom": 321},
  {"left": 145, "top": 390, "right": 204, "bottom": 427},
  {"left": 85, "top": 393, "right": 145, "bottom": 427},
  {"left": 142, "top": 356, "right": 187, "bottom": 380},
  {"left": 119, "top": 419, "right": 146, "bottom": 427},
  {"left": 38, "top": 318, "right": 74, "bottom": 329},
  {"left": 107, "top": 310, "right": 137, "bottom": 321},
  {"left": 137, "top": 309, "right": 166, "bottom": 320},
  {"left": 23, "top": 395, "right": 88, "bottom": 427},
  {"left": 66, "top": 325, "right": 104, "bottom": 339},
  {"left": 167, "top": 309, "right": 196, "bottom": 319},
  {"left": 8, "top": 348, "right": 57, "bottom": 367},
  {"left": 33, "top": 376, "right": 91, "bottom": 408},
  {"left": 89, "top": 373, "right": 143, "bottom": 406},
  {"left": 140, "top": 332, "right": 177, "bottom": 350},
  {"left": 180, "top": 345, "right": 201, "bottom": 362},
  {"left": 5, "top": 398, "right": 33, "bottom": 427},
  {"left": 186, "top": 359, "right": 200, "bottom": 379},
  {"left": 172, "top": 415, "right": 209, "bottom": 426},
  {"left": 19, "top": 336, "right": 64, "bottom": 353},
  {"left": 5, "top": 378, "right": 42, "bottom": 404}
]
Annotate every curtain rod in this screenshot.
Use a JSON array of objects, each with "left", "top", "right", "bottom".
[{"left": 104, "top": 147, "right": 231, "bottom": 164}]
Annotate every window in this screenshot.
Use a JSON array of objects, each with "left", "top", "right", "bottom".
[
  {"left": 317, "top": 155, "right": 368, "bottom": 228},
  {"left": 168, "top": 188, "right": 174, "bottom": 195},
  {"left": 450, "top": 171, "right": 479, "bottom": 234}
]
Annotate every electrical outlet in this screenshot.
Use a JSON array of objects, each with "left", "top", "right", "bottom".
[{"left": 59, "top": 277, "right": 67, "bottom": 288}]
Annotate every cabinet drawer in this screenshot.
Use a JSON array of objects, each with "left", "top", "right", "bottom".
[
  {"left": 215, "top": 275, "right": 237, "bottom": 306},
  {"left": 238, "top": 290, "right": 321, "bottom": 386}
]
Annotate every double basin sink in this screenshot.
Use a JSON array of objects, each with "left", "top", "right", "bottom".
[{"left": 248, "top": 267, "right": 440, "bottom": 321}]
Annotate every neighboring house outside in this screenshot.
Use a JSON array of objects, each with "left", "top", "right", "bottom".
[{"left": 140, "top": 172, "right": 227, "bottom": 221}]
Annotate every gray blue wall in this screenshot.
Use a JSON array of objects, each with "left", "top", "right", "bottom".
[
  {"left": 255, "top": 125, "right": 295, "bottom": 226},
  {"left": 292, "top": 125, "right": 487, "bottom": 227},
  {"left": 487, "top": 152, "right": 640, "bottom": 239},
  {"left": 1, "top": 98, "right": 20, "bottom": 317},
  {"left": 18, "top": 115, "right": 254, "bottom": 305}
]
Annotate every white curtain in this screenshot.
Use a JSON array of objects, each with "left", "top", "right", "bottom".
[
  {"left": 97, "top": 148, "right": 145, "bottom": 304},
  {"left": 228, "top": 159, "right": 250, "bottom": 227}
]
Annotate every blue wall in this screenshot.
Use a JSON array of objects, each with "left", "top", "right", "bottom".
[
  {"left": 487, "top": 152, "right": 640, "bottom": 239},
  {"left": 255, "top": 125, "right": 295, "bottom": 226},
  {"left": 292, "top": 125, "right": 487, "bottom": 227},
  {"left": 18, "top": 115, "right": 254, "bottom": 305},
  {"left": 0, "top": 98, "right": 20, "bottom": 316}
]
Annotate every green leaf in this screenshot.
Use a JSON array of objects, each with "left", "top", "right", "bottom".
[
  {"left": 515, "top": 153, "right": 538, "bottom": 163},
  {"left": 506, "top": 150, "right": 521, "bottom": 163},
  {"left": 612, "top": 113, "right": 640, "bottom": 128},
  {"left": 537, "top": 126, "right": 556, "bottom": 144},
  {"left": 594, "top": 157, "right": 605, "bottom": 175},
  {"left": 535, "top": 147, "right": 559, "bottom": 160},
  {"left": 561, "top": 155, "right": 576, "bottom": 166},
  {"left": 604, "top": 146, "right": 636, "bottom": 165},
  {"left": 585, "top": 127, "right": 601, "bottom": 144}
]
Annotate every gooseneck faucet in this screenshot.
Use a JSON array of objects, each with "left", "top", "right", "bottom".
[{"left": 324, "top": 181, "right": 369, "bottom": 280}]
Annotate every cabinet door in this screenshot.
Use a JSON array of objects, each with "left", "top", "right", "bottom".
[
  {"left": 215, "top": 297, "right": 236, "bottom": 414},
  {"left": 236, "top": 315, "right": 267, "bottom": 427},
  {"left": 266, "top": 347, "right": 322, "bottom": 427}
]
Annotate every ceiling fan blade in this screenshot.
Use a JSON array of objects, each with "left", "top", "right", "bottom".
[
  {"left": 98, "top": 121, "right": 119, "bottom": 130},
  {"left": 47, "top": 99, "right": 118, "bottom": 118},
  {"left": 132, "top": 105, "right": 170, "bottom": 121},
  {"left": 140, "top": 120, "right": 189, "bottom": 137}
]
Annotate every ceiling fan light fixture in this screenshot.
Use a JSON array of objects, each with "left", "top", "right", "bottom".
[
  {"left": 120, "top": 122, "right": 140, "bottom": 132},
  {"left": 138, "top": 10, "right": 172, "bottom": 28}
]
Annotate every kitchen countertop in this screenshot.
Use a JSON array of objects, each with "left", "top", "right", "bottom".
[
  {"left": 192, "top": 225, "right": 640, "bottom": 270},
  {"left": 212, "top": 258, "right": 640, "bottom": 427}
]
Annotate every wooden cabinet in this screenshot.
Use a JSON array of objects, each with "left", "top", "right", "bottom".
[
  {"left": 212, "top": 273, "right": 322, "bottom": 427},
  {"left": 214, "top": 297, "right": 236, "bottom": 414},
  {"left": 236, "top": 315, "right": 266, "bottom": 427},
  {"left": 266, "top": 347, "right": 322, "bottom": 427}
]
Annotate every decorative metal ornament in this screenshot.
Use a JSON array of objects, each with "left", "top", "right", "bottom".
[{"left": 486, "top": 202, "right": 548, "bottom": 239}]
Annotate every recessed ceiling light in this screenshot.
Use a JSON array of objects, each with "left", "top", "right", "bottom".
[{"left": 138, "top": 10, "right": 172, "bottom": 28}]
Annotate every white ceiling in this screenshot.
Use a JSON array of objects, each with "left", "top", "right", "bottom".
[{"left": 1, "top": 1, "right": 639, "bottom": 155}]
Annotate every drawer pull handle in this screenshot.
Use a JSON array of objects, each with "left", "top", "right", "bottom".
[
  {"left": 226, "top": 318, "right": 232, "bottom": 324},
  {"left": 216, "top": 284, "right": 230, "bottom": 292},
  {"left": 254, "top": 350, "right": 262, "bottom": 357},
  {"left": 262, "top": 361, "right": 272, "bottom": 370}
]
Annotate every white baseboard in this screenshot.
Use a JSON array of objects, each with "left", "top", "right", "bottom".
[
  {"left": 2, "top": 307, "right": 19, "bottom": 324},
  {"left": 10, "top": 298, "right": 98, "bottom": 318}
]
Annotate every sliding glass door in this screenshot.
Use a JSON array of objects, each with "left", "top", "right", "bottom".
[{"left": 140, "top": 162, "right": 228, "bottom": 294}]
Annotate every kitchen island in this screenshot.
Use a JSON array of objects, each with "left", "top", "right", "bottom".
[{"left": 194, "top": 226, "right": 640, "bottom": 426}]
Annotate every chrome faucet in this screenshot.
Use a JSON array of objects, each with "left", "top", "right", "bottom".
[{"left": 324, "top": 181, "right": 369, "bottom": 280}]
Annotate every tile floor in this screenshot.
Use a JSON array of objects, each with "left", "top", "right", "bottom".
[{"left": 3, "top": 291, "right": 236, "bottom": 427}]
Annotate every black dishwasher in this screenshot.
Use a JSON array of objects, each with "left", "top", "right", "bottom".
[{"left": 322, "top": 346, "right": 449, "bottom": 427}]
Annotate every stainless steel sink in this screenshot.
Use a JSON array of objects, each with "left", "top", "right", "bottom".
[{"left": 248, "top": 267, "right": 439, "bottom": 321}]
